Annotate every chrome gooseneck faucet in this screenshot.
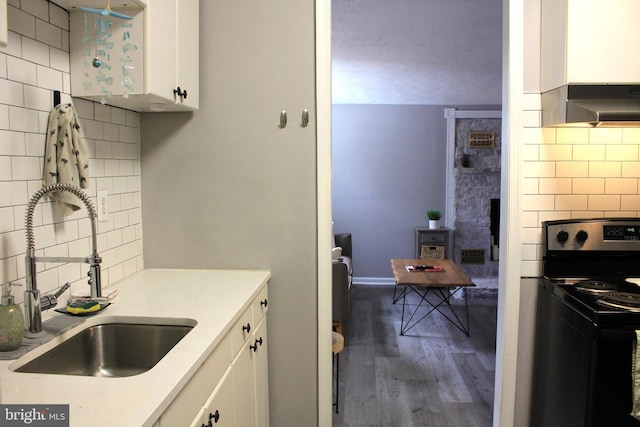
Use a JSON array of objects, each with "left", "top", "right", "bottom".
[{"left": 24, "top": 183, "right": 102, "bottom": 335}]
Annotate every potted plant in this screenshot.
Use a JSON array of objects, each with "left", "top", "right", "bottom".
[{"left": 426, "top": 209, "right": 441, "bottom": 229}]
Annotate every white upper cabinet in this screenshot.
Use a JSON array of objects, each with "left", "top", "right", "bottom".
[
  {"left": 69, "top": 0, "right": 199, "bottom": 112},
  {"left": 541, "top": 0, "right": 640, "bottom": 92}
]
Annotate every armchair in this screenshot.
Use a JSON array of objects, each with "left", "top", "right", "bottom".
[{"left": 332, "top": 233, "right": 353, "bottom": 334}]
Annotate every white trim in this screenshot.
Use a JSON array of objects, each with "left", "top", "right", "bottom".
[
  {"left": 444, "top": 108, "right": 501, "bottom": 229},
  {"left": 353, "top": 277, "right": 396, "bottom": 286},
  {"left": 493, "top": 0, "right": 523, "bottom": 425},
  {"left": 316, "top": 0, "right": 332, "bottom": 425}
]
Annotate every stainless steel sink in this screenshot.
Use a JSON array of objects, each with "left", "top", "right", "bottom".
[{"left": 15, "top": 322, "right": 194, "bottom": 377}]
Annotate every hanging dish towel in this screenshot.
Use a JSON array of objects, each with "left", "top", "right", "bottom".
[
  {"left": 632, "top": 331, "right": 640, "bottom": 417},
  {"left": 43, "top": 103, "right": 89, "bottom": 216}
]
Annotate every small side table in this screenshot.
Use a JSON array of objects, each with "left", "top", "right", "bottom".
[
  {"left": 332, "top": 331, "right": 345, "bottom": 413},
  {"left": 415, "top": 227, "right": 451, "bottom": 259}
]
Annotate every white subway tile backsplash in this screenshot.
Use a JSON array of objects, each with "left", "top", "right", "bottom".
[
  {"left": 0, "top": 207, "right": 15, "bottom": 233},
  {"left": 605, "top": 178, "right": 638, "bottom": 195},
  {"left": 35, "top": 19, "right": 62, "bottom": 49},
  {"left": 0, "top": 32, "right": 22, "bottom": 58},
  {"left": 621, "top": 195, "right": 640, "bottom": 211},
  {"left": 538, "top": 178, "right": 571, "bottom": 194},
  {"left": 573, "top": 145, "right": 605, "bottom": 161},
  {"left": 105, "top": 159, "right": 120, "bottom": 177},
  {"left": 0, "top": 105, "right": 9, "bottom": 129},
  {"left": 606, "top": 144, "right": 639, "bottom": 161},
  {"left": 94, "top": 139, "right": 112, "bottom": 159},
  {"left": 21, "top": 36, "right": 49, "bottom": 66},
  {"left": 21, "top": 0, "right": 49, "bottom": 22},
  {"left": 539, "top": 144, "right": 572, "bottom": 161},
  {"left": 522, "top": 194, "right": 555, "bottom": 211},
  {"left": 522, "top": 161, "right": 555, "bottom": 178},
  {"left": 94, "top": 103, "right": 110, "bottom": 122},
  {"left": 555, "top": 195, "right": 588, "bottom": 211},
  {"left": 622, "top": 128, "right": 640, "bottom": 144},
  {"left": 589, "top": 161, "right": 622, "bottom": 178},
  {"left": 8, "top": 7, "right": 36, "bottom": 38},
  {"left": 49, "top": 4, "right": 69, "bottom": 31},
  {"left": 49, "top": 47, "right": 69, "bottom": 73},
  {"left": 112, "top": 142, "right": 127, "bottom": 159},
  {"left": 0, "top": 156, "right": 12, "bottom": 180},
  {"left": 556, "top": 128, "right": 589, "bottom": 144},
  {"left": 83, "top": 119, "right": 103, "bottom": 140},
  {"left": 36, "top": 64, "right": 62, "bottom": 90},
  {"left": 9, "top": 106, "right": 39, "bottom": 132},
  {"left": 23, "top": 84, "right": 51, "bottom": 111},
  {"left": 572, "top": 178, "right": 604, "bottom": 195},
  {"left": 0, "top": 130, "right": 26, "bottom": 156},
  {"left": 588, "top": 194, "right": 621, "bottom": 211},
  {"left": 590, "top": 127, "right": 623, "bottom": 144},
  {"left": 25, "top": 132, "right": 45, "bottom": 157},
  {"left": 0, "top": 79, "right": 24, "bottom": 107},
  {"left": 622, "top": 162, "right": 640, "bottom": 178},
  {"left": 0, "top": 54, "right": 7, "bottom": 79},
  {"left": 555, "top": 161, "right": 588, "bottom": 178},
  {"left": 10, "top": 156, "right": 40, "bottom": 180},
  {"left": 7, "top": 56, "right": 37, "bottom": 85},
  {"left": 3, "top": 229, "right": 26, "bottom": 258}
]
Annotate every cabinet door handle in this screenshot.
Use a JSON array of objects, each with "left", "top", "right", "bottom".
[
  {"left": 279, "top": 110, "right": 287, "bottom": 128},
  {"left": 301, "top": 109, "right": 309, "bottom": 127},
  {"left": 242, "top": 323, "right": 251, "bottom": 333},
  {"left": 173, "top": 86, "right": 187, "bottom": 99},
  {"left": 260, "top": 298, "right": 268, "bottom": 308},
  {"left": 208, "top": 409, "right": 220, "bottom": 424},
  {"left": 250, "top": 337, "right": 263, "bottom": 352}
]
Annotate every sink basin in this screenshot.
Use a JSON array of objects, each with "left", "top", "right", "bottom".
[{"left": 15, "top": 321, "right": 195, "bottom": 377}]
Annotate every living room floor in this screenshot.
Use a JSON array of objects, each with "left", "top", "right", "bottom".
[{"left": 332, "top": 284, "right": 497, "bottom": 427}]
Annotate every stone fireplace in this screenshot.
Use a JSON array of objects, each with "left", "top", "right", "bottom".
[{"left": 453, "top": 118, "right": 501, "bottom": 279}]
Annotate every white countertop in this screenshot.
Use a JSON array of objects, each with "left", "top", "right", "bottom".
[{"left": 0, "top": 268, "right": 271, "bottom": 427}]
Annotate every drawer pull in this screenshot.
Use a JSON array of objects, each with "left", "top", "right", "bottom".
[
  {"left": 242, "top": 323, "right": 251, "bottom": 333},
  {"left": 260, "top": 298, "right": 268, "bottom": 308},
  {"left": 250, "top": 337, "right": 263, "bottom": 352},
  {"left": 208, "top": 409, "right": 220, "bottom": 424}
]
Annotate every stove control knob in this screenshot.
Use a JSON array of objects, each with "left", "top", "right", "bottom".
[
  {"left": 556, "top": 230, "right": 569, "bottom": 244},
  {"left": 576, "top": 230, "right": 589, "bottom": 244}
]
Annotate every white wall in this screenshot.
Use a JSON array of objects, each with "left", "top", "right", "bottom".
[{"left": 0, "top": 0, "right": 143, "bottom": 305}]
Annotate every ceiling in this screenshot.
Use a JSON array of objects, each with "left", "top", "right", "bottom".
[{"left": 332, "top": 0, "right": 503, "bottom": 105}]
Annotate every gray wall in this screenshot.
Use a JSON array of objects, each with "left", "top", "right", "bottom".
[
  {"left": 140, "top": 1, "right": 318, "bottom": 425},
  {"left": 332, "top": 105, "right": 448, "bottom": 280}
]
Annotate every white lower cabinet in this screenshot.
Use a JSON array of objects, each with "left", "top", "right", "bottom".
[
  {"left": 158, "top": 285, "right": 269, "bottom": 426},
  {"left": 191, "top": 367, "right": 235, "bottom": 427}
]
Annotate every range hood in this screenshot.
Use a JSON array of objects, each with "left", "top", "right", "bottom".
[{"left": 541, "top": 84, "right": 640, "bottom": 127}]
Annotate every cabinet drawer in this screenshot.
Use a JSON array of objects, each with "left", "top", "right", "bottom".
[
  {"left": 230, "top": 306, "right": 253, "bottom": 356},
  {"left": 252, "top": 285, "right": 269, "bottom": 323},
  {"left": 202, "top": 332, "right": 233, "bottom": 394},
  {"left": 420, "top": 233, "right": 446, "bottom": 243}
]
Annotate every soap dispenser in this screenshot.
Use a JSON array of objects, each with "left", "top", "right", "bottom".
[{"left": 0, "top": 282, "right": 25, "bottom": 351}]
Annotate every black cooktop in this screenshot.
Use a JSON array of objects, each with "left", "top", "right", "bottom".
[{"left": 544, "top": 276, "right": 640, "bottom": 326}]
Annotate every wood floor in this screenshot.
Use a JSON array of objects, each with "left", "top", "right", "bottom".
[{"left": 332, "top": 284, "right": 498, "bottom": 427}]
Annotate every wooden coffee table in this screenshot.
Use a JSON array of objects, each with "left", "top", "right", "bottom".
[{"left": 390, "top": 258, "right": 475, "bottom": 336}]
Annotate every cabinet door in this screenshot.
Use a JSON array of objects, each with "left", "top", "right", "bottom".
[
  {"left": 232, "top": 339, "right": 257, "bottom": 427},
  {"left": 253, "top": 318, "right": 269, "bottom": 427},
  {"left": 203, "top": 367, "right": 235, "bottom": 426},
  {"left": 176, "top": 0, "right": 199, "bottom": 109}
]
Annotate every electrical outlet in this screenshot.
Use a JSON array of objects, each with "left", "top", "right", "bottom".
[{"left": 97, "top": 191, "right": 108, "bottom": 222}]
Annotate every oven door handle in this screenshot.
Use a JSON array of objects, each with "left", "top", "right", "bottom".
[{"left": 600, "top": 329, "right": 638, "bottom": 341}]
